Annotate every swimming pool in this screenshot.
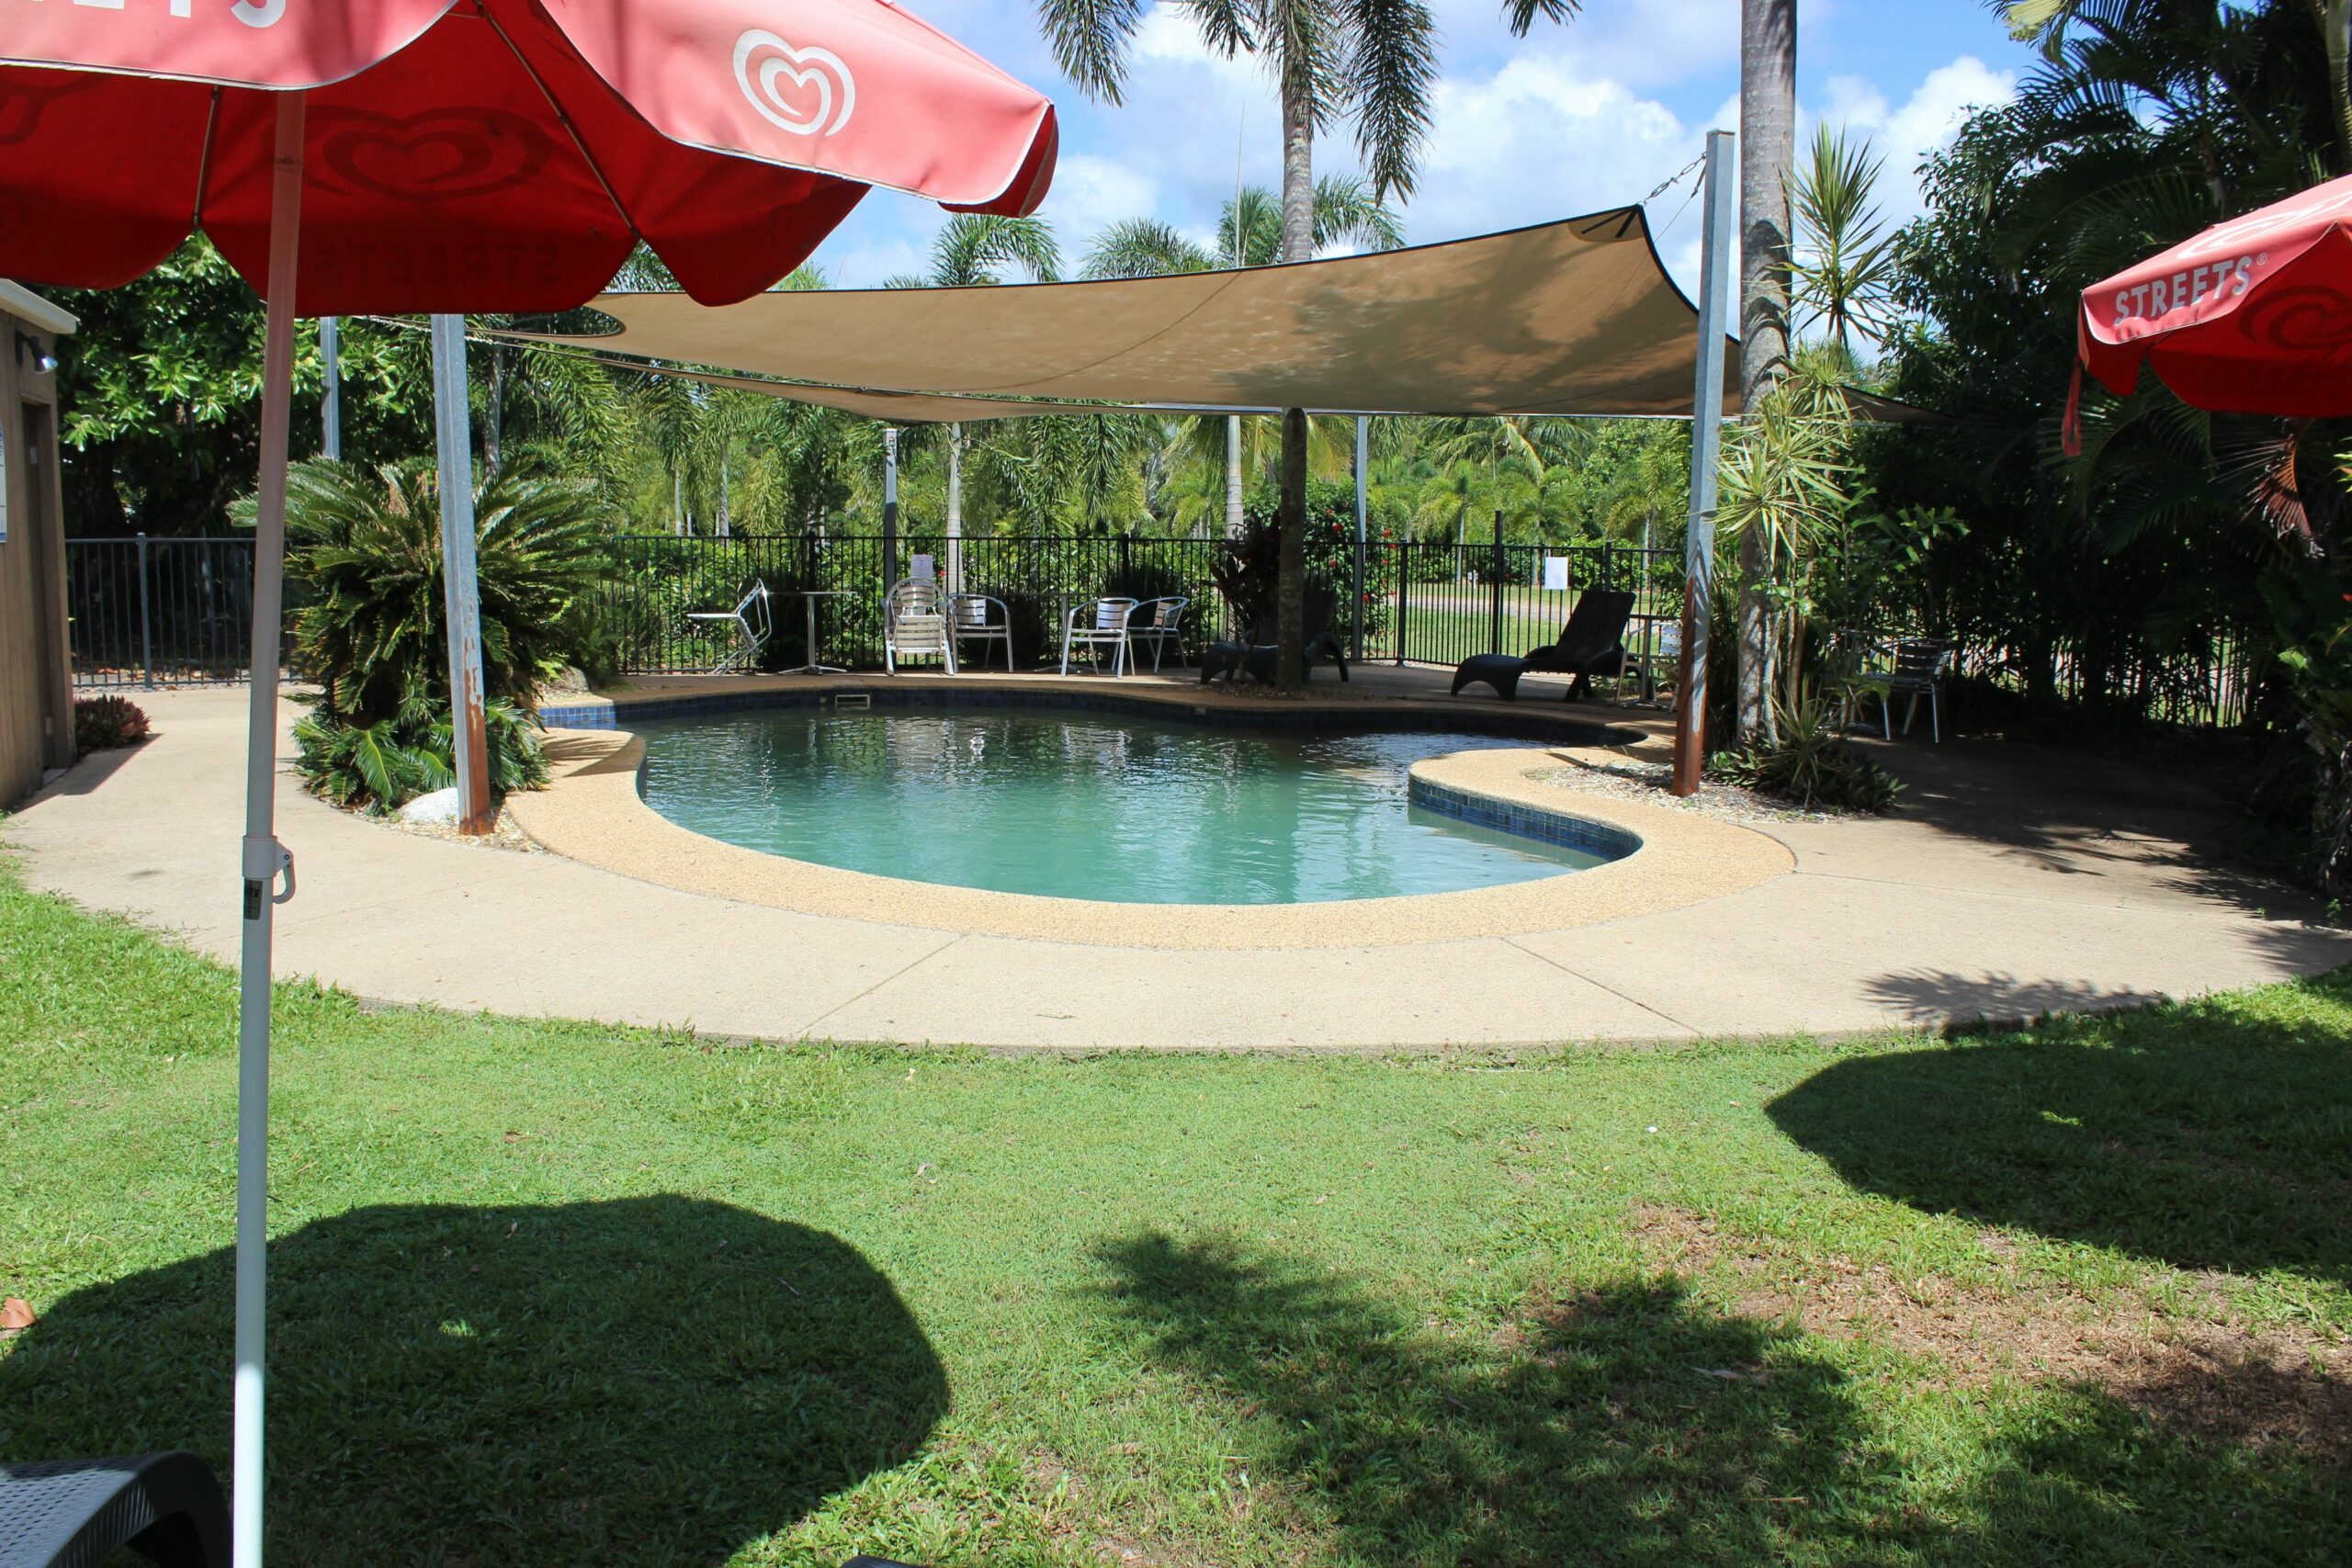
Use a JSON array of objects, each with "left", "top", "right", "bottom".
[{"left": 632, "top": 705, "right": 1624, "bottom": 904}]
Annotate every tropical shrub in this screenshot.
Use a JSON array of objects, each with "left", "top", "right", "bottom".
[
  {"left": 73, "top": 694, "right": 152, "bottom": 751},
  {"left": 1713, "top": 694, "right": 1904, "bottom": 814},
  {"left": 1220, "top": 479, "right": 1397, "bottom": 636},
  {"left": 254, "top": 458, "right": 613, "bottom": 813}
]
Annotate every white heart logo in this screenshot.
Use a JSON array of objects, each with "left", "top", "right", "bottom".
[{"left": 733, "top": 29, "right": 854, "bottom": 137}]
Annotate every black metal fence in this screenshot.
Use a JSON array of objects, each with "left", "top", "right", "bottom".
[
  {"left": 54, "top": 529, "right": 2266, "bottom": 728},
  {"left": 605, "top": 531, "right": 1685, "bottom": 676},
  {"left": 66, "top": 536, "right": 258, "bottom": 689}
]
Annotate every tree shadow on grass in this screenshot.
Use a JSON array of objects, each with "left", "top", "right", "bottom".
[
  {"left": 1093, "top": 1233, "right": 1908, "bottom": 1566},
  {"left": 0, "top": 1196, "right": 944, "bottom": 1567},
  {"left": 1767, "top": 972, "right": 2352, "bottom": 1286},
  {"left": 1092, "top": 1233, "right": 2349, "bottom": 1566}
]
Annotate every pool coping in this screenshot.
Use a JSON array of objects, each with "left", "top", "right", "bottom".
[{"left": 504, "top": 685, "right": 1794, "bottom": 951}]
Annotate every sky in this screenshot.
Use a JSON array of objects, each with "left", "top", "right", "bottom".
[{"left": 817, "top": 0, "right": 2039, "bottom": 296}]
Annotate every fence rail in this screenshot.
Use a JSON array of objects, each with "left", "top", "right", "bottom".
[
  {"left": 66, "top": 536, "right": 258, "bottom": 689},
  {"left": 64, "top": 530, "right": 2261, "bottom": 730},
  {"left": 605, "top": 531, "right": 1684, "bottom": 677}
]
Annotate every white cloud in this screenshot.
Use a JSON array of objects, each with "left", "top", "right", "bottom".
[
  {"left": 1047, "top": 153, "right": 1161, "bottom": 252},
  {"left": 1814, "top": 55, "right": 2016, "bottom": 225}
]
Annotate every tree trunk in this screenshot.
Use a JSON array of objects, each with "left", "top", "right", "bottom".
[
  {"left": 1273, "top": 68, "right": 1317, "bottom": 690},
  {"left": 1278, "top": 407, "right": 1309, "bottom": 689},
  {"left": 1225, "top": 415, "right": 1245, "bottom": 538},
  {"left": 946, "top": 423, "right": 965, "bottom": 591},
  {"left": 716, "top": 440, "right": 730, "bottom": 537},
  {"left": 1736, "top": 0, "right": 1795, "bottom": 746},
  {"left": 485, "top": 345, "right": 506, "bottom": 477}
]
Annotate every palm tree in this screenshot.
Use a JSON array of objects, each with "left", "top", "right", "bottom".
[
  {"left": 1034, "top": 0, "right": 1575, "bottom": 682},
  {"left": 1790, "top": 127, "right": 1896, "bottom": 369},
  {"left": 1736, "top": 0, "right": 1799, "bottom": 741},
  {"left": 888, "top": 214, "right": 1060, "bottom": 581},
  {"left": 1082, "top": 179, "right": 1403, "bottom": 538}
]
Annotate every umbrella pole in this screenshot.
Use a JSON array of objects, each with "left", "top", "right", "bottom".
[{"left": 236, "top": 90, "right": 306, "bottom": 1568}]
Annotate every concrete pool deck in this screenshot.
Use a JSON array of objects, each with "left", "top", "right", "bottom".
[{"left": 10, "top": 679, "right": 2350, "bottom": 1050}]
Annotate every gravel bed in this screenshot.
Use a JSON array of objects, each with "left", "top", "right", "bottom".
[
  {"left": 1532, "top": 757, "right": 1841, "bottom": 825},
  {"left": 379, "top": 807, "right": 545, "bottom": 853}
]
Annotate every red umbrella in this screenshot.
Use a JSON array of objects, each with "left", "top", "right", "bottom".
[
  {"left": 2068, "top": 171, "right": 2352, "bottom": 450},
  {"left": 0, "top": 6, "right": 1052, "bottom": 1560}
]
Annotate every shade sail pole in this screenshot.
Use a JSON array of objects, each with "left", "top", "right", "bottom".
[
  {"left": 1672, "top": 129, "right": 1735, "bottom": 796},
  {"left": 1353, "top": 415, "right": 1369, "bottom": 658},
  {"left": 430, "top": 315, "right": 493, "bottom": 835},
  {"left": 320, "top": 316, "right": 341, "bottom": 461},
  {"left": 235, "top": 90, "right": 305, "bottom": 1568}
]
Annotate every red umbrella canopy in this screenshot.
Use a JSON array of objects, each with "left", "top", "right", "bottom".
[
  {"left": 0, "top": 0, "right": 1059, "bottom": 311},
  {"left": 2077, "top": 171, "right": 2352, "bottom": 421}
]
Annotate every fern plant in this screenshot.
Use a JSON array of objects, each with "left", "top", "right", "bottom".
[{"left": 245, "top": 457, "right": 611, "bottom": 813}]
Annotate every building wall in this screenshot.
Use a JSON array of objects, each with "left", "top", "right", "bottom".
[{"left": 0, "top": 309, "right": 74, "bottom": 806}]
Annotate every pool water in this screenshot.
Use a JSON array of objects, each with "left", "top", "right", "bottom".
[{"left": 632, "top": 705, "right": 1611, "bottom": 905}]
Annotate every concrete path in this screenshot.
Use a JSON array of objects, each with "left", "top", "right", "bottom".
[{"left": 8, "top": 686, "right": 2346, "bottom": 1049}]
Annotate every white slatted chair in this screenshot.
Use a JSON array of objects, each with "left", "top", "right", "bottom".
[
  {"left": 884, "top": 579, "right": 958, "bottom": 674},
  {"left": 684, "top": 581, "right": 773, "bottom": 672},
  {"left": 1060, "top": 596, "right": 1139, "bottom": 676},
  {"left": 1125, "top": 595, "right": 1190, "bottom": 671},
  {"left": 948, "top": 592, "right": 1015, "bottom": 671}
]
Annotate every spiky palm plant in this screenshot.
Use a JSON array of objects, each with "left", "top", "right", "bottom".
[{"left": 257, "top": 458, "right": 612, "bottom": 812}]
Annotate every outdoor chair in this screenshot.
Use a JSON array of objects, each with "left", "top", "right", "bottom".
[
  {"left": 1061, "top": 597, "right": 1140, "bottom": 676},
  {"left": 947, "top": 592, "right": 1015, "bottom": 671},
  {"left": 1125, "top": 596, "right": 1191, "bottom": 671},
  {"left": 0, "top": 1451, "right": 231, "bottom": 1567},
  {"left": 1200, "top": 590, "right": 1351, "bottom": 684},
  {"left": 884, "top": 580, "right": 958, "bottom": 675},
  {"left": 1844, "top": 636, "right": 1955, "bottom": 743},
  {"left": 684, "top": 581, "right": 773, "bottom": 673},
  {"left": 1451, "top": 589, "right": 1635, "bottom": 702}
]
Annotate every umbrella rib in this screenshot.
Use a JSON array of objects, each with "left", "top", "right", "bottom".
[
  {"left": 191, "top": 85, "right": 222, "bottom": 231},
  {"left": 476, "top": 6, "right": 632, "bottom": 252}
]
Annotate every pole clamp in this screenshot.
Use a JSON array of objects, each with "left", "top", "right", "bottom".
[{"left": 240, "top": 835, "right": 296, "bottom": 921}]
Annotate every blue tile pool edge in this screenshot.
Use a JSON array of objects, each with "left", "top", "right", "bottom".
[
  {"left": 1406, "top": 775, "right": 1643, "bottom": 863},
  {"left": 539, "top": 682, "right": 1642, "bottom": 750},
  {"left": 542, "top": 683, "right": 1645, "bottom": 867}
]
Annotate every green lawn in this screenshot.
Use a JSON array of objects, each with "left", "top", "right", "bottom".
[{"left": 2, "top": 860, "right": 2346, "bottom": 1566}]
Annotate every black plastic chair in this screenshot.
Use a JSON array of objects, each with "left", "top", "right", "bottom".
[
  {"left": 0, "top": 1452, "right": 230, "bottom": 1568},
  {"left": 1452, "top": 589, "right": 1635, "bottom": 702},
  {"left": 1202, "top": 590, "right": 1351, "bottom": 684}
]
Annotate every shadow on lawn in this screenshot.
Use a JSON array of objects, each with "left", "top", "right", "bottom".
[
  {"left": 1769, "top": 973, "right": 2352, "bottom": 1286},
  {"left": 1093, "top": 1233, "right": 2347, "bottom": 1565},
  {"left": 0, "top": 1196, "right": 944, "bottom": 1566},
  {"left": 1095, "top": 1233, "right": 1895, "bottom": 1565}
]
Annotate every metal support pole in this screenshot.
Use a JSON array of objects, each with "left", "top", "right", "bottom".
[
  {"left": 136, "top": 532, "right": 154, "bottom": 691},
  {"left": 881, "top": 426, "right": 899, "bottom": 592},
  {"left": 429, "top": 314, "right": 492, "bottom": 835},
  {"left": 1352, "top": 415, "right": 1368, "bottom": 659},
  {"left": 234, "top": 91, "right": 305, "bottom": 1568},
  {"left": 1672, "top": 129, "right": 1736, "bottom": 796},
  {"left": 1396, "top": 545, "right": 1408, "bottom": 666},
  {"left": 1489, "top": 510, "right": 1504, "bottom": 655},
  {"left": 319, "top": 316, "right": 341, "bottom": 461}
]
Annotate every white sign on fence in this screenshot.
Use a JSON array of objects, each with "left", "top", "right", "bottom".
[{"left": 1542, "top": 555, "right": 1569, "bottom": 592}]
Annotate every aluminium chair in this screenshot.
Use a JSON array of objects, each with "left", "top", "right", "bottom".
[
  {"left": 1849, "top": 637, "right": 1955, "bottom": 742},
  {"left": 883, "top": 579, "right": 958, "bottom": 674},
  {"left": 684, "top": 581, "right": 774, "bottom": 673},
  {"left": 1125, "top": 596, "right": 1191, "bottom": 671},
  {"left": 1060, "top": 597, "right": 1139, "bottom": 676},
  {"left": 1451, "top": 589, "right": 1634, "bottom": 702},
  {"left": 947, "top": 592, "right": 1015, "bottom": 671}
]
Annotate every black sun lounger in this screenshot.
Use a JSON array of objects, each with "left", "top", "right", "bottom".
[{"left": 1452, "top": 589, "right": 1635, "bottom": 702}]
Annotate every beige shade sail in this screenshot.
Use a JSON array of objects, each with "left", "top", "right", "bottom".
[{"left": 527, "top": 206, "right": 1746, "bottom": 419}]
